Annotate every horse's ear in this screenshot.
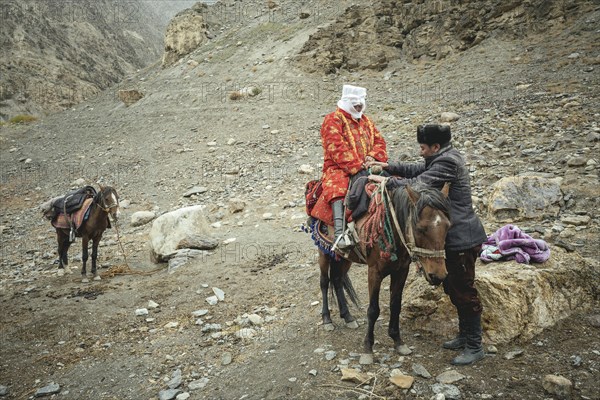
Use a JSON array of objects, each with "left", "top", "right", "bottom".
[
  {"left": 441, "top": 183, "right": 450, "bottom": 198},
  {"left": 406, "top": 185, "right": 420, "bottom": 205},
  {"left": 98, "top": 183, "right": 105, "bottom": 191}
]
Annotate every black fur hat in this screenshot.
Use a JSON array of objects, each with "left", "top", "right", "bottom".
[{"left": 417, "top": 124, "right": 451, "bottom": 146}]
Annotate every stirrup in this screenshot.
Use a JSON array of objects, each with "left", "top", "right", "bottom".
[
  {"left": 332, "top": 233, "right": 352, "bottom": 252},
  {"left": 69, "top": 229, "right": 76, "bottom": 243}
]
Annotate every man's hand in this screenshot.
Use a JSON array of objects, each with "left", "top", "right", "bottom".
[
  {"left": 368, "top": 174, "right": 386, "bottom": 183},
  {"left": 364, "top": 160, "right": 388, "bottom": 169}
]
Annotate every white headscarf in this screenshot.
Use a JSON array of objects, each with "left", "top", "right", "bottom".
[{"left": 337, "top": 84, "right": 367, "bottom": 120}]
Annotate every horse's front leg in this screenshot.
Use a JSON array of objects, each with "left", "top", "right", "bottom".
[
  {"left": 319, "top": 253, "right": 334, "bottom": 331},
  {"left": 91, "top": 235, "right": 102, "bottom": 281},
  {"left": 362, "top": 267, "right": 383, "bottom": 364},
  {"left": 81, "top": 236, "right": 90, "bottom": 283},
  {"left": 389, "top": 266, "right": 411, "bottom": 355}
]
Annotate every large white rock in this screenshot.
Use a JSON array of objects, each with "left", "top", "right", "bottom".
[
  {"left": 488, "top": 175, "right": 563, "bottom": 221},
  {"left": 149, "top": 205, "right": 211, "bottom": 262},
  {"left": 402, "top": 247, "right": 597, "bottom": 344}
]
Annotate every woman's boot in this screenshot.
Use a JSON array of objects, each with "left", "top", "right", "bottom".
[{"left": 332, "top": 200, "right": 351, "bottom": 251}]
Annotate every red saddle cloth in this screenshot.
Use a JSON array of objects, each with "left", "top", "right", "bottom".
[{"left": 51, "top": 198, "right": 93, "bottom": 230}]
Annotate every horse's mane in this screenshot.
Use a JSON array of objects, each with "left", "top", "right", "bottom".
[
  {"left": 393, "top": 182, "right": 450, "bottom": 231},
  {"left": 94, "top": 187, "right": 105, "bottom": 203}
]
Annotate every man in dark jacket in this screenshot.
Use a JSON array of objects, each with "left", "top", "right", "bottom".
[{"left": 366, "top": 124, "right": 487, "bottom": 365}]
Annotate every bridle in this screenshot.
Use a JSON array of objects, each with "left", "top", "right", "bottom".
[{"left": 95, "top": 189, "right": 119, "bottom": 214}]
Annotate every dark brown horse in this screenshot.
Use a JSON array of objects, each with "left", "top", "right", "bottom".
[
  {"left": 54, "top": 186, "right": 120, "bottom": 283},
  {"left": 315, "top": 182, "right": 450, "bottom": 361}
]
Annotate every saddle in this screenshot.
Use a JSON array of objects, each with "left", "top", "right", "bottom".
[{"left": 43, "top": 186, "right": 97, "bottom": 221}]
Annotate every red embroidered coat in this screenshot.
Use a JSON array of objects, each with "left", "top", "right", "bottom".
[{"left": 311, "top": 108, "right": 388, "bottom": 225}]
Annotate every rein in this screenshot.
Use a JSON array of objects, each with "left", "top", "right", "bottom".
[{"left": 380, "top": 180, "right": 446, "bottom": 264}]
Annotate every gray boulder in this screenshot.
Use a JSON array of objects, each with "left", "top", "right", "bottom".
[{"left": 488, "top": 175, "right": 563, "bottom": 221}]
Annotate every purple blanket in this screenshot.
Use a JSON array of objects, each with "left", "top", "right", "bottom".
[{"left": 480, "top": 224, "right": 550, "bottom": 264}]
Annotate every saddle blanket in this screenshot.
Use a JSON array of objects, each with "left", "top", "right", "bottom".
[{"left": 52, "top": 198, "right": 93, "bottom": 230}]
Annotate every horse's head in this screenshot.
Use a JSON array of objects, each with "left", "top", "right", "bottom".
[
  {"left": 397, "top": 183, "right": 451, "bottom": 286},
  {"left": 96, "top": 185, "right": 120, "bottom": 221}
]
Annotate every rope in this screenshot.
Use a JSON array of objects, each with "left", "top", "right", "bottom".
[
  {"left": 113, "top": 221, "right": 129, "bottom": 267},
  {"left": 360, "top": 182, "right": 396, "bottom": 261},
  {"left": 99, "top": 219, "right": 164, "bottom": 278}
]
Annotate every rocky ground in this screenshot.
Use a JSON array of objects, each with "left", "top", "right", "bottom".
[{"left": 0, "top": 0, "right": 599, "bottom": 399}]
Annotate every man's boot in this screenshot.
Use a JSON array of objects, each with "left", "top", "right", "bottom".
[
  {"left": 451, "top": 314, "right": 485, "bottom": 365},
  {"left": 332, "top": 200, "right": 351, "bottom": 251},
  {"left": 442, "top": 315, "right": 467, "bottom": 350}
]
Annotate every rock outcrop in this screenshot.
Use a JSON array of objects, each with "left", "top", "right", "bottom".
[
  {"left": 403, "top": 247, "right": 599, "bottom": 344},
  {"left": 297, "top": 0, "right": 596, "bottom": 73},
  {"left": 162, "top": 3, "right": 212, "bottom": 67},
  {"left": 0, "top": 0, "right": 195, "bottom": 120}
]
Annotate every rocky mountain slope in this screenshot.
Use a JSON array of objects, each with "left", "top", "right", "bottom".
[
  {"left": 0, "top": 0, "right": 599, "bottom": 399},
  {"left": 0, "top": 0, "right": 195, "bottom": 120},
  {"left": 297, "top": 0, "right": 597, "bottom": 73}
]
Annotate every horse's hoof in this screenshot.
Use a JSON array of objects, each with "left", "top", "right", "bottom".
[
  {"left": 82, "top": 277, "right": 89, "bottom": 283},
  {"left": 345, "top": 320, "right": 359, "bottom": 329},
  {"left": 359, "top": 353, "right": 374, "bottom": 365},
  {"left": 93, "top": 276, "right": 101, "bottom": 281},
  {"left": 323, "top": 323, "right": 335, "bottom": 331},
  {"left": 397, "top": 344, "right": 412, "bottom": 355}
]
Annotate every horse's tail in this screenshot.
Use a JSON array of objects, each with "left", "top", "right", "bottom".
[
  {"left": 328, "top": 273, "right": 360, "bottom": 309},
  {"left": 342, "top": 272, "right": 361, "bottom": 308}
]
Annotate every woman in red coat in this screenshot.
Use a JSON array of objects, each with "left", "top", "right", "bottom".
[{"left": 311, "top": 84, "right": 388, "bottom": 250}]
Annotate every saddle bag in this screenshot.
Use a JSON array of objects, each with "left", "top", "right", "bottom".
[{"left": 304, "top": 179, "right": 322, "bottom": 216}]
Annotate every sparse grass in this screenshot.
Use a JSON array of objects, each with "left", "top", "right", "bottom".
[
  {"left": 8, "top": 115, "right": 38, "bottom": 124},
  {"left": 582, "top": 56, "right": 600, "bottom": 65},
  {"left": 545, "top": 80, "right": 583, "bottom": 94},
  {"left": 250, "top": 87, "right": 262, "bottom": 96}
]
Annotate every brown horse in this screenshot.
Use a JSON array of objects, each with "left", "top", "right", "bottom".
[
  {"left": 315, "top": 182, "right": 450, "bottom": 361},
  {"left": 54, "top": 186, "right": 120, "bottom": 283}
]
